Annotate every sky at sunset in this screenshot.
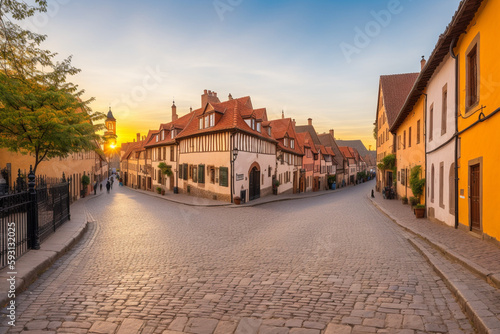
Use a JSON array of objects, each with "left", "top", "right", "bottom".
[{"left": 24, "top": 0, "right": 461, "bottom": 150}]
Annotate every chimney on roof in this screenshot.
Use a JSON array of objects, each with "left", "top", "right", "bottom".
[
  {"left": 282, "top": 110, "right": 284, "bottom": 119},
  {"left": 201, "top": 89, "right": 221, "bottom": 107},
  {"left": 190, "top": 106, "right": 193, "bottom": 112},
  {"left": 136, "top": 133, "right": 140, "bottom": 142},
  {"left": 172, "top": 101, "right": 178, "bottom": 121},
  {"left": 329, "top": 129, "right": 334, "bottom": 138},
  {"left": 228, "top": 93, "right": 233, "bottom": 100},
  {"left": 292, "top": 119, "right": 296, "bottom": 127},
  {"left": 420, "top": 56, "right": 426, "bottom": 71},
  {"left": 308, "top": 118, "right": 312, "bottom": 126}
]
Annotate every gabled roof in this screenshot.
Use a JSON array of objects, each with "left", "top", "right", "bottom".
[
  {"left": 318, "top": 133, "right": 345, "bottom": 168},
  {"left": 339, "top": 146, "right": 354, "bottom": 159},
  {"left": 268, "top": 118, "right": 304, "bottom": 156},
  {"left": 296, "top": 132, "right": 318, "bottom": 154},
  {"left": 335, "top": 140, "right": 370, "bottom": 157},
  {"left": 390, "top": 0, "right": 484, "bottom": 132},
  {"left": 146, "top": 112, "right": 194, "bottom": 148},
  {"left": 378, "top": 73, "right": 419, "bottom": 128},
  {"left": 325, "top": 147, "right": 336, "bottom": 157},
  {"left": 175, "top": 96, "right": 276, "bottom": 143},
  {"left": 295, "top": 124, "right": 322, "bottom": 146}
]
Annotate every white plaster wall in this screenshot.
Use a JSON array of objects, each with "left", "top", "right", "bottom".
[
  {"left": 234, "top": 151, "right": 275, "bottom": 202},
  {"left": 427, "top": 141, "right": 455, "bottom": 226},
  {"left": 427, "top": 55, "right": 456, "bottom": 152},
  {"left": 178, "top": 151, "right": 230, "bottom": 196},
  {"left": 276, "top": 161, "right": 297, "bottom": 194},
  {"left": 426, "top": 54, "right": 456, "bottom": 227}
]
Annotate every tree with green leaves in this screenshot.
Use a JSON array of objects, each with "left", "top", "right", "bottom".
[
  {"left": 158, "top": 162, "right": 173, "bottom": 177},
  {"left": 0, "top": 0, "right": 105, "bottom": 173},
  {"left": 409, "top": 165, "right": 425, "bottom": 203}
]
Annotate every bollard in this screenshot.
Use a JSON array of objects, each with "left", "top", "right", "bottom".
[{"left": 371, "top": 189, "right": 375, "bottom": 198}]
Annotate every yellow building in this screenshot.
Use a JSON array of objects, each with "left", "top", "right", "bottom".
[
  {"left": 391, "top": 92, "right": 426, "bottom": 202},
  {"left": 453, "top": 0, "right": 500, "bottom": 241},
  {"left": 375, "top": 73, "right": 418, "bottom": 192}
]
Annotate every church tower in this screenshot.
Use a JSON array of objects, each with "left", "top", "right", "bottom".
[{"left": 104, "top": 107, "right": 117, "bottom": 153}]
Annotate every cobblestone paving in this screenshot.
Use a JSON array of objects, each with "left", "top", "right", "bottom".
[
  {"left": 371, "top": 191, "right": 500, "bottom": 275},
  {"left": 1, "top": 183, "right": 475, "bottom": 333}
]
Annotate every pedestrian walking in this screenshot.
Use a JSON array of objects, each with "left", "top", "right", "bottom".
[
  {"left": 100, "top": 183, "right": 103, "bottom": 192},
  {"left": 106, "top": 180, "right": 111, "bottom": 193},
  {"left": 93, "top": 181, "right": 97, "bottom": 195},
  {"left": 119, "top": 178, "right": 123, "bottom": 186},
  {"left": 110, "top": 177, "right": 114, "bottom": 189}
]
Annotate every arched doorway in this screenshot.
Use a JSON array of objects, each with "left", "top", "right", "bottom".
[{"left": 249, "top": 166, "right": 261, "bottom": 201}]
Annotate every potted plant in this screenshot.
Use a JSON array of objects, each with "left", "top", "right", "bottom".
[
  {"left": 328, "top": 175, "right": 336, "bottom": 189},
  {"left": 414, "top": 204, "right": 426, "bottom": 218},
  {"left": 401, "top": 196, "right": 408, "bottom": 204},
  {"left": 156, "top": 187, "right": 162, "bottom": 194},
  {"left": 161, "top": 189, "right": 165, "bottom": 195},
  {"left": 273, "top": 179, "right": 280, "bottom": 195},
  {"left": 409, "top": 165, "right": 426, "bottom": 204},
  {"left": 409, "top": 196, "right": 419, "bottom": 208},
  {"left": 233, "top": 196, "right": 241, "bottom": 205},
  {"left": 81, "top": 174, "right": 90, "bottom": 198}
]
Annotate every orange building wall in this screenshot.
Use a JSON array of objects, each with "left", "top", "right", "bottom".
[{"left": 455, "top": 0, "right": 500, "bottom": 241}]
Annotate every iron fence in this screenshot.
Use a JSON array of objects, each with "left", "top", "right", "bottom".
[{"left": 0, "top": 168, "right": 71, "bottom": 269}]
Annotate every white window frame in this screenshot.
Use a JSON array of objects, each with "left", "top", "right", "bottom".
[{"left": 209, "top": 113, "right": 215, "bottom": 127}]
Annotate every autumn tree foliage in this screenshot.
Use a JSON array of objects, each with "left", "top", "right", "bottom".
[{"left": 0, "top": 0, "right": 105, "bottom": 173}]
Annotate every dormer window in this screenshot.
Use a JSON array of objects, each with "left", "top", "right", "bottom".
[
  {"left": 161, "top": 131, "right": 165, "bottom": 141},
  {"left": 267, "top": 127, "right": 271, "bottom": 136},
  {"left": 171, "top": 130, "right": 175, "bottom": 139},
  {"left": 199, "top": 118, "right": 203, "bottom": 130},
  {"left": 204, "top": 115, "right": 209, "bottom": 128},
  {"left": 251, "top": 119, "right": 255, "bottom": 130},
  {"left": 209, "top": 113, "right": 215, "bottom": 127},
  {"left": 284, "top": 137, "right": 288, "bottom": 147},
  {"left": 257, "top": 122, "right": 261, "bottom": 133},
  {"left": 156, "top": 134, "right": 159, "bottom": 142},
  {"left": 290, "top": 139, "right": 295, "bottom": 149}
]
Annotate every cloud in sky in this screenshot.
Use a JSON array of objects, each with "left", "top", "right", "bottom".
[{"left": 29, "top": 0, "right": 460, "bottom": 148}]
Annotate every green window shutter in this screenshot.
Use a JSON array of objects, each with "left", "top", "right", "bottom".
[
  {"left": 198, "top": 164, "right": 205, "bottom": 183},
  {"left": 219, "top": 167, "right": 228, "bottom": 187},
  {"left": 179, "top": 165, "right": 183, "bottom": 179},
  {"left": 183, "top": 164, "right": 188, "bottom": 180}
]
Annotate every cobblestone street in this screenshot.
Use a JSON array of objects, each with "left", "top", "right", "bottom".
[{"left": 1, "top": 182, "right": 475, "bottom": 333}]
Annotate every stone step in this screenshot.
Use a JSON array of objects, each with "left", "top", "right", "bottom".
[{"left": 409, "top": 237, "right": 500, "bottom": 334}]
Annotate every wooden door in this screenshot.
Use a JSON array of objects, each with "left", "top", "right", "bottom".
[
  {"left": 470, "top": 164, "right": 481, "bottom": 231},
  {"left": 249, "top": 167, "right": 260, "bottom": 200}
]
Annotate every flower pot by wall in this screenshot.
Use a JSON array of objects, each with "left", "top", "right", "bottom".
[
  {"left": 414, "top": 208, "right": 425, "bottom": 218},
  {"left": 234, "top": 197, "right": 241, "bottom": 205}
]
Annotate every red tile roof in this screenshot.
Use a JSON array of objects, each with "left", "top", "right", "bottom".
[
  {"left": 145, "top": 112, "right": 194, "bottom": 148},
  {"left": 379, "top": 73, "right": 419, "bottom": 128},
  {"left": 175, "top": 96, "right": 276, "bottom": 143},
  {"left": 339, "top": 146, "right": 354, "bottom": 159},
  {"left": 268, "top": 118, "right": 303, "bottom": 156},
  {"left": 296, "top": 132, "right": 318, "bottom": 154}
]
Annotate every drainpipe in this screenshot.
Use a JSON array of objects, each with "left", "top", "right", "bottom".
[
  {"left": 423, "top": 93, "right": 427, "bottom": 213},
  {"left": 450, "top": 37, "right": 459, "bottom": 229},
  {"left": 230, "top": 132, "right": 235, "bottom": 203}
]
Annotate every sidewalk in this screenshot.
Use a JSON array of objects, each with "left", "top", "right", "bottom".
[
  {"left": 128, "top": 181, "right": 358, "bottom": 208},
  {"left": 369, "top": 192, "right": 500, "bottom": 288},
  {"left": 0, "top": 198, "right": 90, "bottom": 308},
  {"left": 369, "top": 192, "right": 500, "bottom": 334}
]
